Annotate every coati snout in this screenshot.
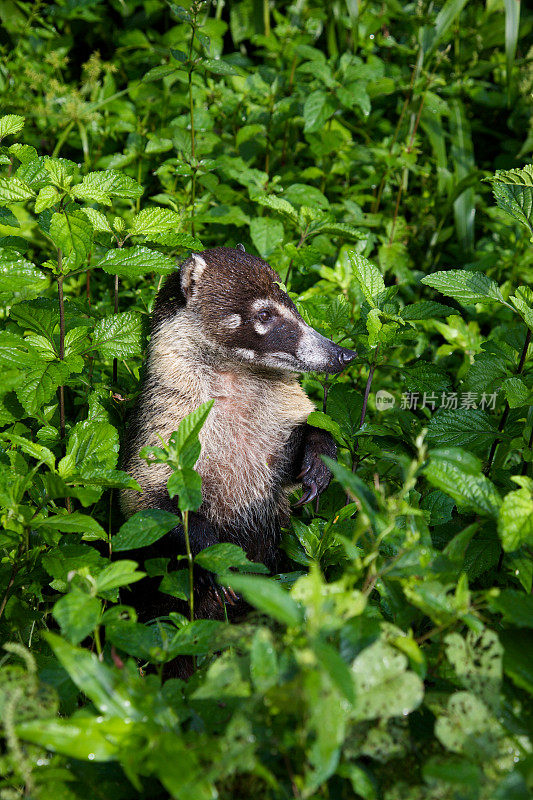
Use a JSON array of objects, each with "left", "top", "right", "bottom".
[
  {"left": 153, "top": 246, "right": 357, "bottom": 374},
  {"left": 121, "top": 246, "right": 356, "bottom": 635}
]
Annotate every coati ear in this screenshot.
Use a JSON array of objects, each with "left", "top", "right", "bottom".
[{"left": 180, "top": 253, "right": 207, "bottom": 300}]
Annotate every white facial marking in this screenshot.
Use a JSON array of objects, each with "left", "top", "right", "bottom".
[
  {"left": 223, "top": 314, "right": 241, "bottom": 329},
  {"left": 235, "top": 348, "right": 255, "bottom": 361},
  {"left": 182, "top": 253, "right": 207, "bottom": 297},
  {"left": 253, "top": 321, "right": 269, "bottom": 335},
  {"left": 295, "top": 323, "right": 335, "bottom": 370},
  {"left": 251, "top": 298, "right": 293, "bottom": 320}
]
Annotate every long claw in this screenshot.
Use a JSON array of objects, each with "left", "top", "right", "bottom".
[
  {"left": 296, "top": 465, "right": 311, "bottom": 480},
  {"left": 293, "top": 489, "right": 312, "bottom": 508},
  {"left": 293, "top": 482, "right": 319, "bottom": 508},
  {"left": 305, "top": 481, "right": 319, "bottom": 504}
]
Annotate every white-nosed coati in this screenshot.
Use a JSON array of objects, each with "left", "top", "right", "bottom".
[{"left": 120, "top": 246, "right": 356, "bottom": 621}]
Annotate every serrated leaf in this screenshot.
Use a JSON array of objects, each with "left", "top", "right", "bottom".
[
  {"left": 97, "top": 245, "right": 177, "bottom": 278},
  {"left": 0, "top": 432, "right": 55, "bottom": 470},
  {"left": 130, "top": 207, "right": 181, "bottom": 236},
  {"left": 255, "top": 194, "right": 298, "bottom": 223},
  {"left": 489, "top": 165, "right": 533, "bottom": 239},
  {"left": 401, "top": 301, "right": 456, "bottom": 320},
  {"left": 65, "top": 420, "right": 119, "bottom": 474},
  {"left": 347, "top": 251, "right": 385, "bottom": 304},
  {"left": 167, "top": 466, "right": 203, "bottom": 511},
  {"left": 421, "top": 270, "right": 504, "bottom": 305},
  {"left": 0, "top": 114, "right": 25, "bottom": 140},
  {"left": 203, "top": 58, "right": 239, "bottom": 75},
  {"left": 498, "top": 485, "right": 533, "bottom": 551},
  {"left": 73, "top": 170, "right": 143, "bottom": 201},
  {"left": 0, "top": 207, "right": 20, "bottom": 228},
  {"left": 427, "top": 408, "right": 498, "bottom": 453},
  {"left": 0, "top": 176, "right": 35, "bottom": 203},
  {"left": 424, "top": 447, "right": 502, "bottom": 518},
  {"left": 0, "top": 247, "right": 49, "bottom": 304},
  {"left": 80, "top": 207, "right": 113, "bottom": 233},
  {"left": 403, "top": 363, "right": 452, "bottom": 395},
  {"left": 501, "top": 376, "right": 531, "bottom": 408},
  {"left": 306, "top": 410, "right": 345, "bottom": 445},
  {"left": 249, "top": 217, "right": 284, "bottom": 259},
  {"left": 113, "top": 509, "right": 180, "bottom": 551},
  {"left": 49, "top": 210, "right": 93, "bottom": 271},
  {"left": 95, "top": 561, "right": 144, "bottom": 593},
  {"left": 35, "top": 185, "right": 60, "bottom": 214},
  {"left": 168, "top": 400, "right": 214, "bottom": 469},
  {"left": 92, "top": 310, "right": 142, "bottom": 359},
  {"left": 15, "top": 360, "right": 70, "bottom": 415}
]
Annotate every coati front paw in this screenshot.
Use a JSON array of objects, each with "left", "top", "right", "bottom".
[
  {"left": 294, "top": 451, "right": 333, "bottom": 507},
  {"left": 201, "top": 569, "right": 240, "bottom": 607}
]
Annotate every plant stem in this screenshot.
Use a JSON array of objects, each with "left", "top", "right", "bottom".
[
  {"left": 486, "top": 327, "right": 531, "bottom": 475},
  {"left": 112, "top": 273, "right": 119, "bottom": 384},
  {"left": 345, "top": 355, "right": 377, "bottom": 503},
  {"left": 57, "top": 257, "right": 66, "bottom": 440},
  {"left": 183, "top": 510, "right": 195, "bottom": 622}
]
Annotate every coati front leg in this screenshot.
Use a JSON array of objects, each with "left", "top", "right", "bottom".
[{"left": 288, "top": 424, "right": 337, "bottom": 507}]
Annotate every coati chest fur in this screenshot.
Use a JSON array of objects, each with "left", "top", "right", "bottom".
[{"left": 121, "top": 246, "right": 356, "bottom": 618}]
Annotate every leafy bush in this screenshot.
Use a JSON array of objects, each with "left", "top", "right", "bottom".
[{"left": 0, "top": 1, "right": 532, "bottom": 798}]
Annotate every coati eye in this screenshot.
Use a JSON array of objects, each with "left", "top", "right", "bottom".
[{"left": 257, "top": 309, "right": 272, "bottom": 323}]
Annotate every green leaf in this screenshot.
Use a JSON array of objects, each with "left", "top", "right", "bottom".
[
  {"left": 303, "top": 90, "right": 336, "bottom": 133},
  {"left": 129, "top": 207, "right": 181, "bottom": 236},
  {"left": 0, "top": 114, "right": 25, "bottom": 140},
  {"left": 80, "top": 207, "right": 113, "bottom": 233},
  {"left": 169, "top": 399, "right": 214, "bottom": 469},
  {"left": 17, "top": 716, "right": 132, "bottom": 761},
  {"left": 97, "top": 245, "right": 177, "bottom": 278},
  {"left": 501, "top": 377, "right": 531, "bottom": 408},
  {"left": 168, "top": 620, "right": 222, "bottom": 657},
  {"left": 73, "top": 170, "right": 143, "bottom": 201},
  {"left": 435, "top": 691, "right": 503, "bottom": 758},
  {"left": 488, "top": 589, "right": 533, "bottom": 628},
  {"left": 401, "top": 301, "right": 456, "bottom": 320},
  {"left": 427, "top": 409, "right": 498, "bottom": 452},
  {"left": 33, "top": 512, "right": 107, "bottom": 541},
  {"left": 203, "top": 58, "right": 240, "bottom": 76},
  {"left": 113, "top": 509, "right": 180, "bottom": 552},
  {"left": 0, "top": 432, "right": 56, "bottom": 470},
  {"left": 255, "top": 194, "right": 298, "bottom": 223},
  {"left": 52, "top": 591, "right": 101, "bottom": 644},
  {"left": 347, "top": 251, "right": 385, "bottom": 305},
  {"left": 92, "top": 310, "right": 142, "bottom": 359},
  {"left": 160, "top": 569, "right": 189, "bottom": 600},
  {"left": 421, "top": 270, "right": 504, "bottom": 305},
  {"left": 444, "top": 629, "right": 502, "bottom": 709},
  {"left": 16, "top": 360, "right": 70, "bottom": 415},
  {"left": 45, "top": 632, "right": 143, "bottom": 718},
  {"left": 35, "top": 185, "right": 60, "bottom": 213},
  {"left": 249, "top": 217, "right": 284, "bottom": 259},
  {"left": 95, "top": 561, "right": 144, "bottom": 593},
  {"left": 49, "top": 210, "right": 93, "bottom": 271},
  {"left": 421, "top": 0, "right": 469, "bottom": 56},
  {"left": 489, "top": 164, "right": 533, "bottom": 240},
  {"left": 216, "top": 573, "right": 302, "bottom": 627},
  {"left": 64, "top": 420, "right": 119, "bottom": 474},
  {"left": 351, "top": 640, "right": 424, "bottom": 721},
  {"left": 306, "top": 410, "right": 345, "bottom": 445},
  {"left": 498, "top": 485, "right": 533, "bottom": 552},
  {"left": 0, "top": 247, "right": 49, "bottom": 305},
  {"left": 403, "top": 363, "right": 452, "bottom": 395},
  {"left": 0, "top": 207, "right": 20, "bottom": 228},
  {"left": 250, "top": 628, "right": 278, "bottom": 691},
  {"left": 195, "top": 542, "right": 269, "bottom": 573},
  {"left": 0, "top": 175, "right": 35, "bottom": 203},
  {"left": 313, "top": 638, "right": 355, "bottom": 703},
  {"left": 424, "top": 447, "right": 502, "bottom": 518},
  {"left": 167, "top": 467, "right": 203, "bottom": 512}
]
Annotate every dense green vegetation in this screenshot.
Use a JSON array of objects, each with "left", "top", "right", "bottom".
[{"left": 1, "top": 0, "right": 533, "bottom": 797}]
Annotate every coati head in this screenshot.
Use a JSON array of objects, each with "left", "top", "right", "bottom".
[{"left": 152, "top": 246, "right": 356, "bottom": 374}]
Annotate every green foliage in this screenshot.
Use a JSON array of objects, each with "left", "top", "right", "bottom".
[{"left": 0, "top": 0, "right": 532, "bottom": 798}]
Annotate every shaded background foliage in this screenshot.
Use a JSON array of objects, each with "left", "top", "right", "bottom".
[{"left": 0, "top": 0, "right": 532, "bottom": 798}]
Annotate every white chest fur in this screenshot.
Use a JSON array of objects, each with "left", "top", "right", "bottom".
[{"left": 197, "top": 368, "right": 313, "bottom": 522}]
